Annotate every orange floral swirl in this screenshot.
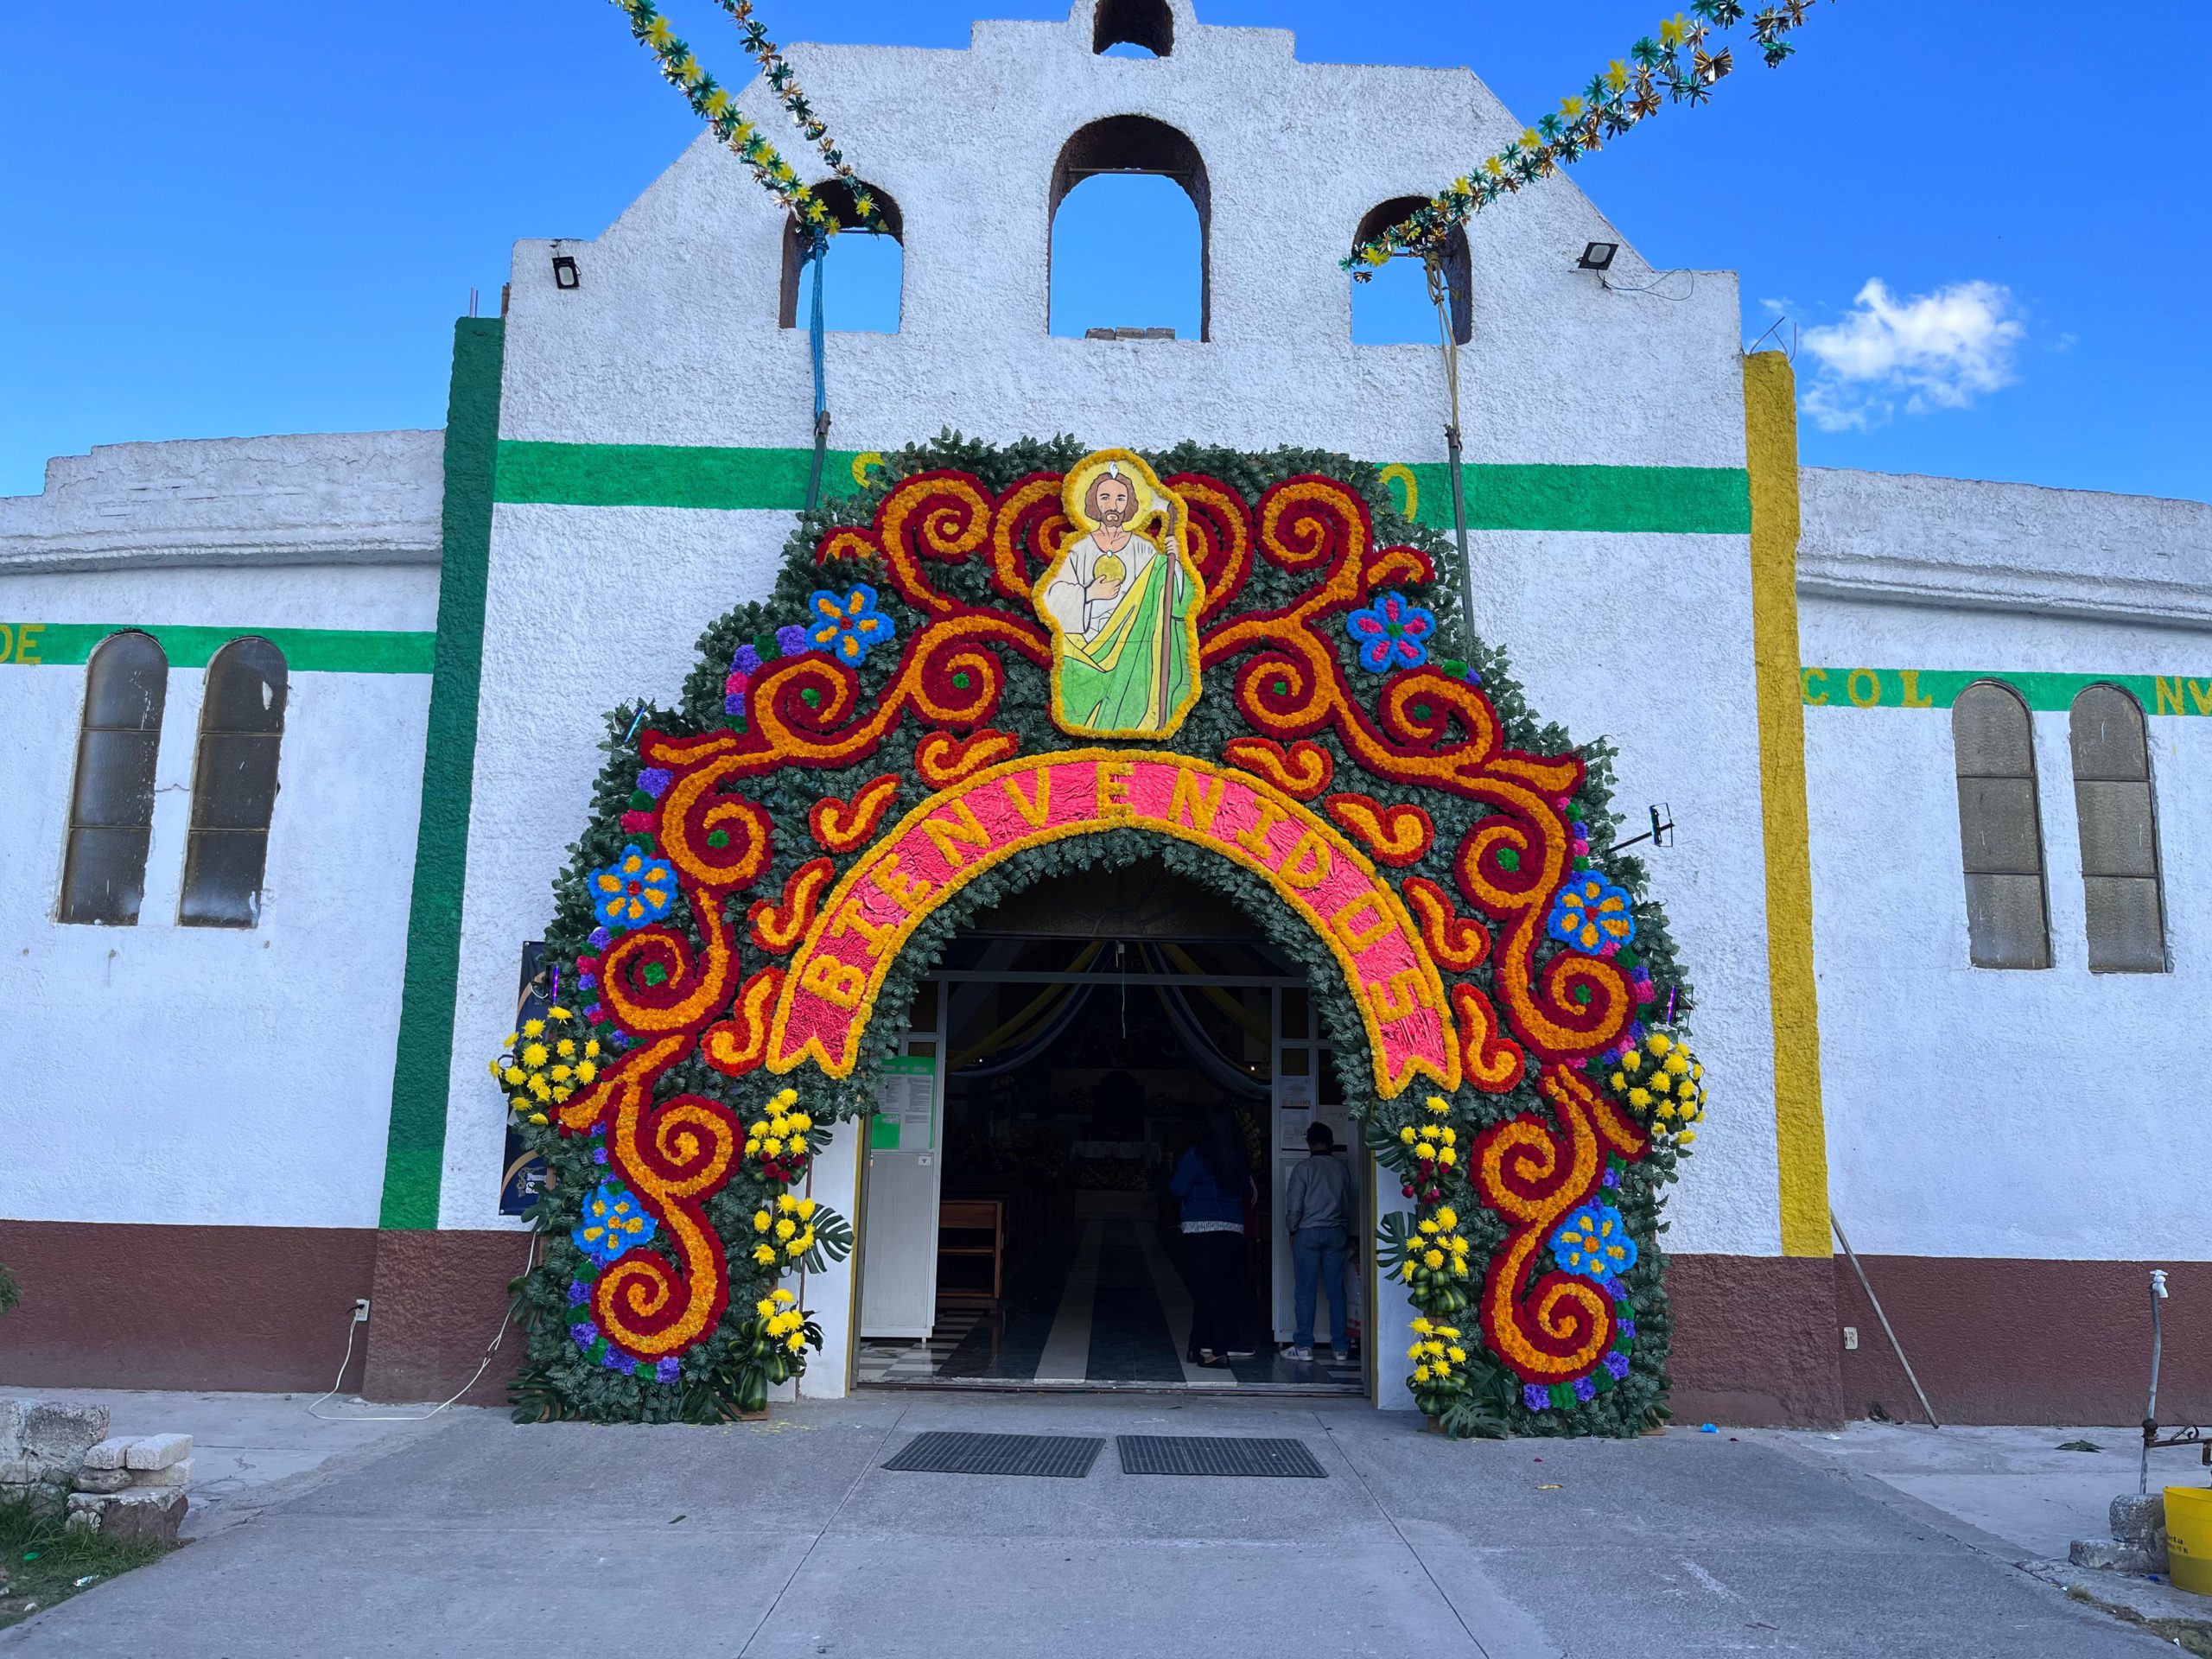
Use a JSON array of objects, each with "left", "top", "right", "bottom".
[
  {"left": 915, "top": 728, "right": 1020, "bottom": 786},
  {"left": 600, "top": 886, "right": 738, "bottom": 1036},
  {"left": 702, "top": 965, "right": 783, "bottom": 1077},
  {"left": 749, "top": 858, "right": 836, "bottom": 954},
  {"left": 1222, "top": 736, "right": 1334, "bottom": 800},
  {"left": 988, "top": 474, "right": 1070, "bottom": 603},
  {"left": 809, "top": 774, "right": 901, "bottom": 853},
  {"left": 657, "top": 766, "right": 773, "bottom": 892},
  {"left": 1324, "top": 792, "right": 1433, "bottom": 867},
  {"left": 1473, "top": 1062, "right": 1615, "bottom": 1382},
  {"left": 874, "top": 470, "right": 993, "bottom": 616},
  {"left": 594, "top": 1089, "right": 737, "bottom": 1358},
  {"left": 1450, "top": 982, "right": 1527, "bottom": 1093},
  {"left": 1167, "top": 473, "right": 1254, "bottom": 625},
  {"left": 1402, "top": 875, "right": 1489, "bottom": 971}
]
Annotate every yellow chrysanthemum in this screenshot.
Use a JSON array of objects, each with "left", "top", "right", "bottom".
[
  {"left": 522, "top": 1019, "right": 544, "bottom": 1039},
  {"left": 1423, "top": 1249, "right": 1446, "bottom": 1270},
  {"left": 753, "top": 1211, "right": 772, "bottom": 1232},
  {"left": 1435, "top": 1206, "right": 1459, "bottom": 1230},
  {"left": 775, "top": 1218, "right": 797, "bottom": 1241},
  {"left": 753, "top": 1243, "right": 778, "bottom": 1265}
]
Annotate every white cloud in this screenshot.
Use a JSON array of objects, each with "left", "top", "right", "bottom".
[{"left": 1798, "top": 278, "right": 2025, "bottom": 432}]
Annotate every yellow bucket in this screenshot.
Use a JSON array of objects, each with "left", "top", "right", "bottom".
[{"left": 2168, "top": 1486, "right": 2212, "bottom": 1596}]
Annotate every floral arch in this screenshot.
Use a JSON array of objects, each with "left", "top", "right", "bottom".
[{"left": 493, "top": 436, "right": 1706, "bottom": 1433}]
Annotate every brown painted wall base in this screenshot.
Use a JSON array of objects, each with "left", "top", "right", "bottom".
[
  {"left": 1833, "top": 1255, "right": 2212, "bottom": 1426},
  {"left": 362, "top": 1230, "right": 532, "bottom": 1407},
  {"left": 1666, "top": 1252, "right": 1845, "bottom": 1428},
  {"left": 0, "top": 1220, "right": 375, "bottom": 1393},
  {"left": 2, "top": 1223, "right": 2201, "bottom": 1428}
]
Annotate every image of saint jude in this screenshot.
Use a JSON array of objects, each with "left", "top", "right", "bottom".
[{"left": 1036, "top": 449, "right": 1203, "bottom": 738}]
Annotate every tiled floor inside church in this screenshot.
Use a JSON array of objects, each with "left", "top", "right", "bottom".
[{"left": 854, "top": 1215, "right": 1365, "bottom": 1392}]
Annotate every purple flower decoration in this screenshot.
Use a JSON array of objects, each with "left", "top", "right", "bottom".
[
  {"left": 566, "top": 1281, "right": 589, "bottom": 1307},
  {"left": 654, "top": 1356, "right": 682, "bottom": 1383},
  {"left": 1619, "top": 1319, "right": 1637, "bottom": 1340},
  {"left": 774, "top": 623, "right": 809, "bottom": 658},
  {"left": 571, "top": 1321, "right": 600, "bottom": 1350},
  {"left": 1604, "top": 1351, "right": 1631, "bottom": 1380},
  {"left": 1606, "top": 1278, "right": 1630, "bottom": 1302},
  {"left": 636, "top": 767, "right": 673, "bottom": 800},
  {"left": 592, "top": 1145, "right": 609, "bottom": 1166},
  {"left": 601, "top": 1349, "right": 634, "bottom": 1374},
  {"left": 588, "top": 926, "right": 612, "bottom": 950},
  {"left": 1345, "top": 591, "right": 1437, "bottom": 673},
  {"left": 1601, "top": 1167, "right": 1620, "bottom": 1189},
  {"left": 1573, "top": 1376, "right": 1598, "bottom": 1403},
  {"left": 731, "top": 644, "right": 762, "bottom": 676},
  {"left": 1522, "top": 1382, "right": 1553, "bottom": 1412},
  {"left": 1462, "top": 667, "right": 1484, "bottom": 688}
]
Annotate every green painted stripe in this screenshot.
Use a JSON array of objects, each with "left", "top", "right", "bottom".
[
  {"left": 0, "top": 623, "right": 432, "bottom": 673},
  {"left": 493, "top": 441, "right": 1749, "bottom": 533},
  {"left": 495, "top": 441, "right": 868, "bottom": 509},
  {"left": 1800, "top": 666, "right": 2212, "bottom": 715},
  {"left": 1402, "top": 462, "right": 1750, "bottom": 534},
  {"left": 379, "top": 319, "right": 505, "bottom": 1230}
]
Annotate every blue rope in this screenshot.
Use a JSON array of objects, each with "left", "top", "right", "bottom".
[{"left": 804, "top": 229, "right": 830, "bottom": 512}]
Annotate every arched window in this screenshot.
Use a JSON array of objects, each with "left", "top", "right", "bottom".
[
  {"left": 778, "top": 181, "right": 904, "bottom": 334},
  {"left": 179, "top": 637, "right": 288, "bottom": 928},
  {"left": 1049, "top": 115, "right": 1208, "bottom": 341},
  {"left": 2069, "top": 684, "right": 2166, "bottom": 972},
  {"left": 58, "top": 631, "right": 168, "bottom": 925},
  {"left": 1351, "top": 197, "right": 1471, "bottom": 346},
  {"left": 1093, "top": 0, "right": 1173, "bottom": 56},
  {"left": 1950, "top": 680, "right": 2050, "bottom": 969}
]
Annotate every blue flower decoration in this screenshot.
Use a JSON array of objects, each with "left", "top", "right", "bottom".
[
  {"left": 572, "top": 1179, "right": 658, "bottom": 1267},
  {"left": 806, "top": 582, "right": 897, "bottom": 665},
  {"left": 589, "top": 843, "right": 677, "bottom": 933},
  {"left": 1551, "top": 1202, "right": 1638, "bottom": 1282},
  {"left": 1345, "top": 591, "right": 1437, "bottom": 673},
  {"left": 1522, "top": 1382, "right": 1553, "bottom": 1411},
  {"left": 1546, "top": 870, "right": 1637, "bottom": 954}
]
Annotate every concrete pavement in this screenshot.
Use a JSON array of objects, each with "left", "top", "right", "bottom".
[{"left": 0, "top": 1390, "right": 2184, "bottom": 1657}]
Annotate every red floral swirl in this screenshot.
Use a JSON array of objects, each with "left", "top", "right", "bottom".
[
  {"left": 657, "top": 767, "right": 773, "bottom": 892},
  {"left": 594, "top": 1089, "right": 739, "bottom": 1358},
  {"left": 600, "top": 885, "right": 739, "bottom": 1037},
  {"left": 1167, "top": 473, "right": 1254, "bottom": 625},
  {"left": 873, "top": 470, "right": 993, "bottom": 616},
  {"left": 1222, "top": 736, "right": 1335, "bottom": 799},
  {"left": 988, "top": 474, "right": 1070, "bottom": 603},
  {"left": 1472, "top": 1062, "right": 1616, "bottom": 1383}
]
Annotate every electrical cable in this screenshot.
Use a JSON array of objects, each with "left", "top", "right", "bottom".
[{"left": 306, "top": 1236, "right": 537, "bottom": 1423}]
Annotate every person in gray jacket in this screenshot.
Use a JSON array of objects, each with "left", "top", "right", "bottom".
[{"left": 1281, "top": 1121, "right": 1358, "bottom": 1363}]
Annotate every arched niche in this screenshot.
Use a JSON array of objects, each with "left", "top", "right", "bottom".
[
  {"left": 1048, "top": 115, "right": 1210, "bottom": 341},
  {"left": 779, "top": 180, "right": 906, "bottom": 333},
  {"left": 1351, "top": 197, "right": 1471, "bottom": 346}
]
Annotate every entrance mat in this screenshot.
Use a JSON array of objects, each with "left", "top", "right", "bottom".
[
  {"left": 881, "top": 1431, "right": 1105, "bottom": 1478},
  {"left": 1115, "top": 1435, "right": 1327, "bottom": 1478}
]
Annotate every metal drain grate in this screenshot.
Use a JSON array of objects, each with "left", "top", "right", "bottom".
[
  {"left": 1116, "top": 1435, "right": 1326, "bottom": 1478},
  {"left": 881, "top": 1431, "right": 1105, "bottom": 1478}
]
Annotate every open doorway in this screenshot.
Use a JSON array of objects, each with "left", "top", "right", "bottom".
[{"left": 853, "top": 861, "right": 1370, "bottom": 1395}]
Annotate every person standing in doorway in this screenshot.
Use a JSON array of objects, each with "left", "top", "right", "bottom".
[
  {"left": 1281, "top": 1122, "right": 1357, "bottom": 1363},
  {"left": 1171, "top": 1110, "right": 1255, "bottom": 1369}
]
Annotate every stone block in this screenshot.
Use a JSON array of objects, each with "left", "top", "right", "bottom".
[
  {"left": 2112, "top": 1492, "right": 2168, "bottom": 1546},
  {"left": 2069, "top": 1536, "right": 2167, "bottom": 1574},
  {"left": 73, "top": 1465, "right": 135, "bottom": 1495},
  {"left": 129, "top": 1458, "right": 192, "bottom": 1490},
  {"left": 17, "top": 1402, "right": 107, "bottom": 1464},
  {"left": 124, "top": 1433, "right": 192, "bottom": 1471},
  {"left": 0, "top": 1399, "right": 22, "bottom": 1462},
  {"left": 0, "top": 1458, "right": 35, "bottom": 1485},
  {"left": 64, "top": 1488, "right": 187, "bottom": 1546},
  {"left": 80, "top": 1437, "right": 134, "bottom": 1471}
]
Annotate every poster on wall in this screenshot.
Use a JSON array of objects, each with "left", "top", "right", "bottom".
[{"left": 871, "top": 1055, "right": 937, "bottom": 1153}]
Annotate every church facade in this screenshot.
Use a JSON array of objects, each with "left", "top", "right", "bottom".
[{"left": 2, "top": 0, "right": 2205, "bottom": 1427}]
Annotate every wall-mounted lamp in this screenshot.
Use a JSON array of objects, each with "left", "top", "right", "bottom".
[
  {"left": 1576, "top": 241, "right": 1618, "bottom": 273},
  {"left": 551, "top": 253, "right": 581, "bottom": 290}
]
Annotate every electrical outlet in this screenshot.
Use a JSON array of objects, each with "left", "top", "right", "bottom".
[
  {"left": 1841, "top": 1325, "right": 1858, "bottom": 1351},
  {"left": 353, "top": 1298, "right": 372, "bottom": 1325}
]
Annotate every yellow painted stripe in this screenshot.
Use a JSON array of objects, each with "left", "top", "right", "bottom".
[{"left": 1743, "top": 353, "right": 1831, "bottom": 1259}]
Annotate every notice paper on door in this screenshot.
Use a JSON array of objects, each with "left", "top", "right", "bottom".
[{"left": 872, "top": 1055, "right": 937, "bottom": 1152}]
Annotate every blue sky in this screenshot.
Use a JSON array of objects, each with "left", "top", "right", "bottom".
[{"left": 2, "top": 1, "right": 2204, "bottom": 501}]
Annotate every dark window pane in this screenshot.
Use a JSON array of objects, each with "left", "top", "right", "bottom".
[
  {"left": 1952, "top": 683, "right": 2033, "bottom": 777},
  {"left": 69, "top": 728, "right": 162, "bottom": 829},
  {"left": 2071, "top": 685, "right": 2164, "bottom": 972},
  {"left": 2083, "top": 877, "right": 2165, "bottom": 974},
  {"left": 1962, "top": 874, "right": 2050, "bottom": 970},
  {"left": 82, "top": 632, "right": 168, "bottom": 731},
  {"left": 59, "top": 827, "right": 151, "bottom": 925},
  {"left": 189, "top": 732, "right": 282, "bottom": 831},
  {"left": 200, "top": 638, "right": 288, "bottom": 734},
  {"left": 1954, "top": 777, "right": 2044, "bottom": 874},
  {"left": 178, "top": 831, "right": 269, "bottom": 928},
  {"left": 2069, "top": 686, "right": 2149, "bottom": 783}
]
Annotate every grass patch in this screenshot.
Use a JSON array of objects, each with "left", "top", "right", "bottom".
[{"left": 0, "top": 1494, "right": 173, "bottom": 1630}]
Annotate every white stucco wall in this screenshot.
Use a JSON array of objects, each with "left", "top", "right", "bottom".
[
  {"left": 1800, "top": 468, "right": 2212, "bottom": 1261},
  {"left": 443, "top": 0, "right": 1782, "bottom": 1261},
  {"left": 0, "top": 433, "right": 443, "bottom": 1228}
]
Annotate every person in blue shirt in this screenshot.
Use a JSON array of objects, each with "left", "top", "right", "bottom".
[
  {"left": 1280, "top": 1121, "right": 1359, "bottom": 1363},
  {"left": 1170, "top": 1110, "right": 1255, "bottom": 1369}
]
